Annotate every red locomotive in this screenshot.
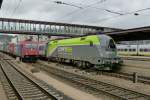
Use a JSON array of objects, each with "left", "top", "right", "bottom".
[
  {"left": 15, "top": 41, "right": 39, "bottom": 61},
  {"left": 0, "top": 40, "right": 39, "bottom": 62}
]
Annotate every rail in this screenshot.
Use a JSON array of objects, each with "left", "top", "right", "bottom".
[
  {"left": 32, "top": 62, "right": 150, "bottom": 100},
  {"left": 0, "top": 60, "right": 72, "bottom": 100}
]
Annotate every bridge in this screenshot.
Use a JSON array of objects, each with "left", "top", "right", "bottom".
[
  {"left": 0, "top": 18, "right": 118, "bottom": 37},
  {"left": 1, "top": 17, "right": 150, "bottom": 41}
]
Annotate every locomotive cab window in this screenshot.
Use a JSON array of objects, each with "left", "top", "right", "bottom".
[
  {"left": 25, "top": 44, "right": 37, "bottom": 49},
  {"left": 108, "top": 39, "right": 116, "bottom": 49}
]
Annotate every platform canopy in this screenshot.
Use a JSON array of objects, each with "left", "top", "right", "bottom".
[{"left": 106, "top": 26, "right": 150, "bottom": 41}]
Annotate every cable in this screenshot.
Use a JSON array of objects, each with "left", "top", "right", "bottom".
[
  {"left": 56, "top": 0, "right": 106, "bottom": 20},
  {"left": 11, "top": 0, "right": 22, "bottom": 16},
  {"left": 56, "top": 0, "right": 150, "bottom": 23},
  {"left": 54, "top": 1, "right": 83, "bottom": 9},
  {"left": 83, "top": 0, "right": 106, "bottom": 8},
  {"left": 132, "top": 7, "right": 150, "bottom": 13},
  {"left": 90, "top": 7, "right": 150, "bottom": 23},
  {"left": 103, "top": 9, "right": 124, "bottom": 15},
  {"left": 90, "top": 6, "right": 124, "bottom": 15},
  {"left": 0, "top": 0, "right": 13, "bottom": 17},
  {"left": 57, "top": 0, "right": 130, "bottom": 22}
]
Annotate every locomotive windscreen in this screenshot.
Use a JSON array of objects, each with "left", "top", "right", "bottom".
[
  {"left": 109, "top": 39, "right": 116, "bottom": 49},
  {"left": 25, "top": 44, "right": 37, "bottom": 49}
]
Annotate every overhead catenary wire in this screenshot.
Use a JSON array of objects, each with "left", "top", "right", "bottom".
[
  {"left": 56, "top": 0, "right": 107, "bottom": 20},
  {"left": 11, "top": 0, "right": 22, "bottom": 16},
  {"left": 104, "top": 9, "right": 124, "bottom": 15},
  {"left": 0, "top": 0, "right": 13, "bottom": 17},
  {"left": 91, "top": 7, "right": 150, "bottom": 23},
  {"left": 89, "top": 6, "right": 124, "bottom": 15},
  {"left": 54, "top": 1, "right": 83, "bottom": 9},
  {"left": 55, "top": 0, "right": 137, "bottom": 23},
  {"left": 55, "top": 0, "right": 150, "bottom": 23}
]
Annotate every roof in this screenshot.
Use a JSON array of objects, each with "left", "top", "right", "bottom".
[{"left": 106, "top": 26, "right": 150, "bottom": 41}]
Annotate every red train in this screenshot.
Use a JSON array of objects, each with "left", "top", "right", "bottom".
[{"left": 0, "top": 40, "right": 39, "bottom": 62}]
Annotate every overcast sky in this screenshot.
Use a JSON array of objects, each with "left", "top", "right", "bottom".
[{"left": 0, "top": 0, "right": 150, "bottom": 29}]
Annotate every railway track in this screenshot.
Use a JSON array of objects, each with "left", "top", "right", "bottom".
[
  {"left": 0, "top": 62, "right": 18, "bottom": 100},
  {"left": 32, "top": 61, "right": 150, "bottom": 100},
  {"left": 46, "top": 60, "right": 150, "bottom": 84},
  {"left": 121, "top": 56, "right": 150, "bottom": 61},
  {"left": 41, "top": 60, "right": 150, "bottom": 85},
  {"left": 0, "top": 60, "right": 72, "bottom": 100},
  {"left": 99, "top": 71, "right": 150, "bottom": 84}
]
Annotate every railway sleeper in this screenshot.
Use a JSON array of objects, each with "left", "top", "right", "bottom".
[{"left": 33, "top": 62, "right": 150, "bottom": 100}]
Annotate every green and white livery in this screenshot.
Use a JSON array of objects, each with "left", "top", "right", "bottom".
[{"left": 46, "top": 35, "right": 123, "bottom": 70}]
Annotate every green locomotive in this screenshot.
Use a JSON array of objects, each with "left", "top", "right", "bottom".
[{"left": 46, "top": 34, "right": 123, "bottom": 70}]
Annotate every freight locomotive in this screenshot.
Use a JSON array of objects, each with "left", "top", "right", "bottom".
[
  {"left": 0, "top": 40, "right": 39, "bottom": 61},
  {"left": 45, "top": 34, "right": 123, "bottom": 70}
]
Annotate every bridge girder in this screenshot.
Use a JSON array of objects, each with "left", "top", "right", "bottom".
[{"left": 0, "top": 18, "right": 118, "bottom": 36}]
